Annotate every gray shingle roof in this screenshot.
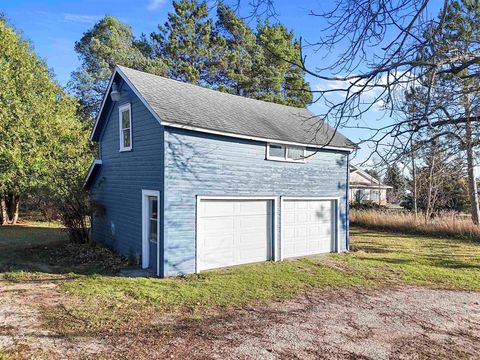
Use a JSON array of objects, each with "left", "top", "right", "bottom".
[{"left": 117, "top": 65, "right": 354, "bottom": 149}]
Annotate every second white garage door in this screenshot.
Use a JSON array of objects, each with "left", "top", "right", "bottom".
[
  {"left": 281, "top": 199, "right": 336, "bottom": 259},
  {"left": 197, "top": 199, "right": 273, "bottom": 271}
]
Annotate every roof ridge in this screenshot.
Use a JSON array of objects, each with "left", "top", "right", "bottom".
[
  {"left": 89, "top": 65, "right": 355, "bottom": 149},
  {"left": 116, "top": 64, "right": 314, "bottom": 114}
]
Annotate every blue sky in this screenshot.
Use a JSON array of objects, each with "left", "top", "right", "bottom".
[
  {"left": 2, "top": 0, "right": 445, "bottom": 167},
  {"left": 4, "top": 0, "right": 335, "bottom": 86}
]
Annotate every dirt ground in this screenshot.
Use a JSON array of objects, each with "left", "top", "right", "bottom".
[
  {"left": 1, "top": 282, "right": 480, "bottom": 359},
  {"left": 0, "top": 282, "right": 108, "bottom": 359}
]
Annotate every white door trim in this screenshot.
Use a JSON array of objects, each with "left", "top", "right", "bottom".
[
  {"left": 142, "top": 189, "right": 160, "bottom": 274},
  {"left": 195, "top": 196, "right": 278, "bottom": 273},
  {"left": 280, "top": 196, "right": 341, "bottom": 260}
]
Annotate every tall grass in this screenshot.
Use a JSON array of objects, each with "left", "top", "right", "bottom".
[{"left": 350, "top": 209, "right": 480, "bottom": 241}]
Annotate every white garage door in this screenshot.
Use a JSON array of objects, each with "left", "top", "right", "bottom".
[
  {"left": 198, "top": 199, "right": 273, "bottom": 271},
  {"left": 282, "top": 199, "right": 335, "bottom": 259}
]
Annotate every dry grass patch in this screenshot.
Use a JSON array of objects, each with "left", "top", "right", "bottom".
[{"left": 350, "top": 209, "right": 480, "bottom": 241}]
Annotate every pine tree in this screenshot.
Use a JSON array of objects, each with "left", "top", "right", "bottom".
[
  {"left": 436, "top": 0, "right": 480, "bottom": 224},
  {"left": 151, "top": 0, "right": 222, "bottom": 85},
  {"left": 69, "top": 16, "right": 167, "bottom": 122},
  {"left": 215, "top": 3, "right": 259, "bottom": 96},
  {"left": 70, "top": 2, "right": 313, "bottom": 117},
  {"left": 384, "top": 165, "right": 406, "bottom": 204},
  {"left": 256, "top": 21, "right": 312, "bottom": 107},
  {"left": 215, "top": 4, "right": 312, "bottom": 107}
]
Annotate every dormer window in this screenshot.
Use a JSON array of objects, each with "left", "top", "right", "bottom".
[
  {"left": 266, "top": 143, "right": 306, "bottom": 162},
  {"left": 119, "top": 103, "right": 132, "bottom": 152}
]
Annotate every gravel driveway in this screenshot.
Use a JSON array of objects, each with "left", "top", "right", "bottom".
[
  {"left": 1, "top": 284, "right": 480, "bottom": 359},
  {"left": 166, "top": 286, "right": 480, "bottom": 359}
]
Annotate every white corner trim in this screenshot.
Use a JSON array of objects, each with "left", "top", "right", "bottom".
[
  {"left": 280, "top": 196, "right": 341, "bottom": 260},
  {"left": 83, "top": 159, "right": 102, "bottom": 189},
  {"left": 118, "top": 103, "right": 132, "bottom": 152},
  {"left": 195, "top": 195, "right": 279, "bottom": 274}
]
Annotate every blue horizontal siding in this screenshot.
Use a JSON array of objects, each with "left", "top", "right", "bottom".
[
  {"left": 90, "top": 83, "right": 349, "bottom": 277},
  {"left": 164, "top": 127, "right": 349, "bottom": 276},
  {"left": 89, "top": 80, "right": 163, "bottom": 270}
]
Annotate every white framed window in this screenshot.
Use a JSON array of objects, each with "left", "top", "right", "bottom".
[
  {"left": 266, "top": 143, "right": 306, "bottom": 162},
  {"left": 148, "top": 196, "right": 158, "bottom": 243},
  {"left": 119, "top": 103, "right": 132, "bottom": 152}
]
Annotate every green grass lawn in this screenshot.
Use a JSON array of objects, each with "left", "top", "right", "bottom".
[
  {"left": 0, "top": 221, "right": 65, "bottom": 253},
  {"left": 336, "top": 228, "right": 480, "bottom": 290},
  {"left": 2, "top": 221, "right": 480, "bottom": 335}
]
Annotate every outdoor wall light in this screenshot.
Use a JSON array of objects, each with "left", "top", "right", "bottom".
[{"left": 110, "top": 82, "right": 121, "bottom": 101}]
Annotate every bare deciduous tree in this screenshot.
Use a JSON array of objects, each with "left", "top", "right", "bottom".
[{"left": 236, "top": 0, "right": 480, "bottom": 224}]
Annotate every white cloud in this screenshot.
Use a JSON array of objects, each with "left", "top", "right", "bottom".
[
  {"left": 64, "top": 13, "right": 102, "bottom": 24},
  {"left": 147, "top": 0, "right": 167, "bottom": 11}
]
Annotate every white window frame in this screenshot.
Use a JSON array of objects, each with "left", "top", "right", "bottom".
[
  {"left": 266, "top": 143, "right": 306, "bottom": 163},
  {"left": 119, "top": 103, "right": 132, "bottom": 152}
]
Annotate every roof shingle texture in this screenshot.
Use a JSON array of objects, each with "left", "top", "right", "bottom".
[{"left": 118, "top": 65, "right": 354, "bottom": 148}]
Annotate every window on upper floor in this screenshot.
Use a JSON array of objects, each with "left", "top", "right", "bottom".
[
  {"left": 119, "top": 103, "right": 132, "bottom": 152},
  {"left": 266, "top": 143, "right": 306, "bottom": 162}
]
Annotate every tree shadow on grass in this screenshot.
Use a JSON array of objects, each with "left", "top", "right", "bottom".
[{"left": 0, "top": 224, "right": 127, "bottom": 278}]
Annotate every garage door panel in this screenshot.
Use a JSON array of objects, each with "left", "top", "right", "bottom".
[
  {"left": 283, "top": 211, "right": 296, "bottom": 223},
  {"left": 238, "top": 201, "right": 269, "bottom": 215},
  {"left": 198, "top": 199, "right": 273, "bottom": 271},
  {"left": 283, "top": 201, "right": 296, "bottom": 211},
  {"left": 201, "top": 201, "right": 235, "bottom": 217},
  {"left": 294, "top": 225, "right": 307, "bottom": 238},
  {"left": 238, "top": 231, "right": 269, "bottom": 245},
  {"left": 294, "top": 243, "right": 308, "bottom": 254},
  {"left": 282, "top": 199, "right": 335, "bottom": 259},
  {"left": 308, "top": 225, "right": 322, "bottom": 237},
  {"left": 238, "top": 246, "right": 268, "bottom": 261},
  {"left": 296, "top": 212, "right": 309, "bottom": 223},
  {"left": 201, "top": 251, "right": 235, "bottom": 269},
  {"left": 201, "top": 234, "right": 234, "bottom": 249},
  {"left": 283, "top": 227, "right": 295, "bottom": 241},
  {"left": 296, "top": 201, "right": 308, "bottom": 209},
  {"left": 239, "top": 215, "right": 269, "bottom": 229},
  {"left": 202, "top": 217, "right": 235, "bottom": 233}
]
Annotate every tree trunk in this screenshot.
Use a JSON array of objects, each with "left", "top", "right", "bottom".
[
  {"left": 0, "top": 195, "right": 7, "bottom": 226},
  {"left": 411, "top": 150, "right": 418, "bottom": 221},
  {"left": 425, "top": 141, "right": 437, "bottom": 224},
  {"left": 4, "top": 194, "right": 20, "bottom": 225},
  {"left": 465, "top": 118, "right": 480, "bottom": 225}
]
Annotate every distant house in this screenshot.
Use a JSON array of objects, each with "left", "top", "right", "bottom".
[
  {"left": 83, "top": 65, "right": 356, "bottom": 277},
  {"left": 349, "top": 165, "right": 392, "bottom": 205}
]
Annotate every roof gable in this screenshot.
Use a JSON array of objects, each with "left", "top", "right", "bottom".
[
  {"left": 91, "top": 65, "right": 355, "bottom": 150},
  {"left": 350, "top": 165, "right": 392, "bottom": 188}
]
